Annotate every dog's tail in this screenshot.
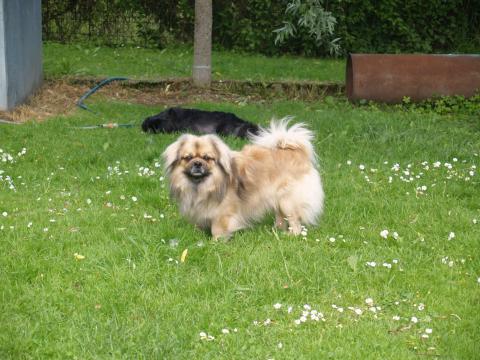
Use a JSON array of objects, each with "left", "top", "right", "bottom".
[{"left": 249, "top": 117, "right": 317, "bottom": 164}]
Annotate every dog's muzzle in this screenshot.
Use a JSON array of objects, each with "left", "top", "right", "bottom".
[{"left": 186, "top": 161, "right": 209, "bottom": 182}]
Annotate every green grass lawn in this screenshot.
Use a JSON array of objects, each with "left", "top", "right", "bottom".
[
  {"left": 42, "top": 42, "right": 345, "bottom": 83},
  {"left": 1, "top": 99, "right": 479, "bottom": 359}
]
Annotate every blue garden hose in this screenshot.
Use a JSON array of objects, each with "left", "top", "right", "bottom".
[
  {"left": 75, "top": 76, "right": 135, "bottom": 129},
  {"left": 76, "top": 76, "right": 128, "bottom": 113}
]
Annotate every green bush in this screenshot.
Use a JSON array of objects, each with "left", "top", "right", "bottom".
[{"left": 42, "top": 0, "right": 480, "bottom": 56}]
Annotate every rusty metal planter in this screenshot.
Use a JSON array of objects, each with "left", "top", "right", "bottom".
[{"left": 346, "top": 54, "right": 480, "bottom": 103}]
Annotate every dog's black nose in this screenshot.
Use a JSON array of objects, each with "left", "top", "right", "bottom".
[{"left": 193, "top": 160, "right": 202, "bottom": 167}]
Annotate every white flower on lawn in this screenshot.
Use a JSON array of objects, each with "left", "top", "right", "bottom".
[
  {"left": 380, "top": 230, "right": 389, "bottom": 239},
  {"left": 418, "top": 303, "right": 425, "bottom": 311},
  {"left": 273, "top": 303, "right": 282, "bottom": 310},
  {"left": 199, "top": 331, "right": 215, "bottom": 341},
  {"left": 329, "top": 237, "right": 336, "bottom": 243},
  {"left": 392, "top": 232, "right": 399, "bottom": 240},
  {"left": 294, "top": 319, "right": 301, "bottom": 325},
  {"left": 1, "top": 211, "right": 7, "bottom": 217},
  {"left": 354, "top": 308, "right": 363, "bottom": 315},
  {"left": 425, "top": 328, "right": 433, "bottom": 334},
  {"left": 448, "top": 232, "right": 455, "bottom": 240},
  {"left": 287, "top": 306, "right": 293, "bottom": 313},
  {"left": 472, "top": 219, "right": 477, "bottom": 224},
  {"left": 264, "top": 318, "right": 272, "bottom": 326},
  {"left": 433, "top": 161, "right": 441, "bottom": 168},
  {"left": 347, "top": 160, "right": 352, "bottom": 165},
  {"left": 278, "top": 342, "right": 283, "bottom": 349},
  {"left": 86, "top": 198, "right": 92, "bottom": 205},
  {"left": 131, "top": 196, "right": 138, "bottom": 202},
  {"left": 359, "top": 164, "right": 365, "bottom": 170},
  {"left": 392, "top": 315, "right": 400, "bottom": 321},
  {"left": 365, "top": 298, "right": 374, "bottom": 306},
  {"left": 303, "top": 304, "right": 311, "bottom": 310},
  {"left": 299, "top": 315, "right": 307, "bottom": 322},
  {"left": 411, "top": 316, "right": 418, "bottom": 323},
  {"left": 221, "top": 328, "right": 230, "bottom": 334},
  {"left": 366, "top": 261, "right": 377, "bottom": 267},
  {"left": 421, "top": 334, "right": 429, "bottom": 339}
]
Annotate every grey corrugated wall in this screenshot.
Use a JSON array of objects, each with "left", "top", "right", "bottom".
[{"left": 0, "top": 0, "right": 42, "bottom": 111}]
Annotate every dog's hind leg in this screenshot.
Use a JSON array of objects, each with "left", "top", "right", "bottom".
[
  {"left": 286, "top": 215, "right": 302, "bottom": 235},
  {"left": 278, "top": 199, "right": 303, "bottom": 235}
]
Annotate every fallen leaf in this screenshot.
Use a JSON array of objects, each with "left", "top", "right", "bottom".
[
  {"left": 180, "top": 248, "right": 188, "bottom": 263},
  {"left": 74, "top": 253, "right": 85, "bottom": 260},
  {"left": 347, "top": 255, "right": 358, "bottom": 272}
]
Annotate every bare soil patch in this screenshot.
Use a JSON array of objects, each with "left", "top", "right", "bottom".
[{"left": 0, "top": 78, "right": 344, "bottom": 123}]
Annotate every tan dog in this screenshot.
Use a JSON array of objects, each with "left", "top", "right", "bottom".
[{"left": 163, "top": 119, "right": 324, "bottom": 240}]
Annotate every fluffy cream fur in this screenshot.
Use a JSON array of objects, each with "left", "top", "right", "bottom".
[{"left": 163, "top": 119, "right": 324, "bottom": 240}]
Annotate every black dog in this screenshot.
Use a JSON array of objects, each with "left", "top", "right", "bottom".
[{"left": 141, "top": 107, "right": 259, "bottom": 138}]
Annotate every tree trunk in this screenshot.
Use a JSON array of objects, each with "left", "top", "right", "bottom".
[{"left": 193, "top": 0, "right": 212, "bottom": 88}]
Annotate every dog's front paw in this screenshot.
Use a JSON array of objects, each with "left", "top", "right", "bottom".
[{"left": 212, "top": 232, "right": 232, "bottom": 242}]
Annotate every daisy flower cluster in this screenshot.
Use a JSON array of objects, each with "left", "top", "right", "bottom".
[
  {"left": 441, "top": 256, "right": 456, "bottom": 267},
  {"left": 199, "top": 327, "right": 238, "bottom": 341},
  {"left": 137, "top": 166, "right": 155, "bottom": 177},
  {"left": 347, "top": 158, "right": 477, "bottom": 190},
  {"left": 107, "top": 161, "right": 129, "bottom": 177},
  {"left": 107, "top": 160, "right": 166, "bottom": 185},
  {"left": 1, "top": 147, "right": 27, "bottom": 192},
  {"left": 0, "top": 170, "right": 16, "bottom": 191},
  {"left": 379, "top": 229, "right": 399, "bottom": 240},
  {"left": 1, "top": 149, "right": 14, "bottom": 163},
  {"left": 293, "top": 304, "right": 326, "bottom": 325},
  {"left": 0, "top": 147, "right": 25, "bottom": 163},
  {"left": 365, "top": 258, "right": 400, "bottom": 269}
]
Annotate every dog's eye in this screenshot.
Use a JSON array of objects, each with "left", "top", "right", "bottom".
[
  {"left": 183, "top": 155, "right": 193, "bottom": 161},
  {"left": 203, "top": 155, "right": 214, "bottom": 161}
]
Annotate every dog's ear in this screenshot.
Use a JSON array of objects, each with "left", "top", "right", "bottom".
[
  {"left": 162, "top": 135, "right": 189, "bottom": 172},
  {"left": 207, "top": 135, "right": 233, "bottom": 179}
]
